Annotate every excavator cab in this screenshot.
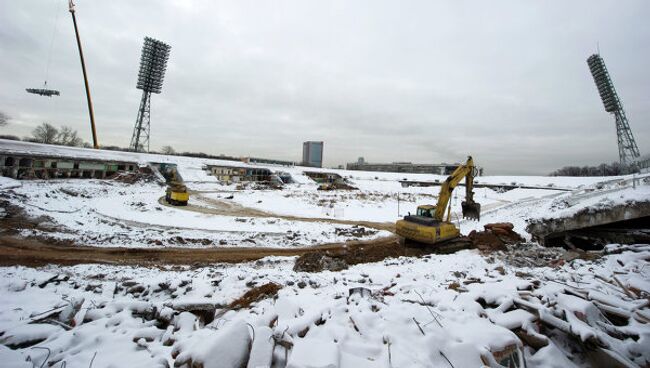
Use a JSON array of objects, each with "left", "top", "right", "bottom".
[
  {"left": 416, "top": 205, "right": 436, "bottom": 218},
  {"left": 414, "top": 203, "right": 480, "bottom": 220}
]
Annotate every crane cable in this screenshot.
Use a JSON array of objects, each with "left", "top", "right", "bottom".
[{"left": 43, "top": 0, "right": 62, "bottom": 89}]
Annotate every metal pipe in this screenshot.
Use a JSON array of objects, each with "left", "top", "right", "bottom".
[{"left": 69, "top": 0, "right": 98, "bottom": 149}]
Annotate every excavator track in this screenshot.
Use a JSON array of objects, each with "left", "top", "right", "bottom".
[{"left": 399, "top": 236, "right": 474, "bottom": 254}]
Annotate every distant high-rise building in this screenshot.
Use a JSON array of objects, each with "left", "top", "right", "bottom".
[{"left": 302, "top": 141, "right": 323, "bottom": 168}]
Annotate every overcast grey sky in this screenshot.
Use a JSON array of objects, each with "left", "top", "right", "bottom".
[{"left": 1, "top": 1, "right": 648, "bottom": 174}]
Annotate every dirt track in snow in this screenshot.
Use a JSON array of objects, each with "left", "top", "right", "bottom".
[
  {"left": 0, "top": 234, "right": 447, "bottom": 267},
  {"left": 0, "top": 188, "right": 484, "bottom": 267},
  {"left": 169, "top": 193, "right": 397, "bottom": 233},
  {"left": 0, "top": 193, "right": 409, "bottom": 267}
]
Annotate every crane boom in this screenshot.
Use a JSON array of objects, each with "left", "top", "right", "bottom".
[{"left": 69, "top": 0, "right": 99, "bottom": 149}]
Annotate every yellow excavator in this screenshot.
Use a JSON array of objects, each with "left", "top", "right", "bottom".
[
  {"left": 161, "top": 164, "right": 189, "bottom": 206},
  {"left": 396, "top": 156, "right": 480, "bottom": 246}
]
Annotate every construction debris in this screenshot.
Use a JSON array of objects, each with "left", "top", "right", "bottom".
[
  {"left": 317, "top": 181, "right": 358, "bottom": 191},
  {"left": 222, "top": 283, "right": 282, "bottom": 313},
  {"left": 108, "top": 167, "right": 158, "bottom": 184},
  {"left": 293, "top": 252, "right": 348, "bottom": 272},
  {"left": 501, "top": 243, "right": 581, "bottom": 268},
  {"left": 526, "top": 200, "right": 650, "bottom": 249},
  {"left": 475, "top": 245, "right": 650, "bottom": 368},
  {"left": 334, "top": 225, "right": 377, "bottom": 238},
  {"left": 468, "top": 222, "right": 524, "bottom": 252}
]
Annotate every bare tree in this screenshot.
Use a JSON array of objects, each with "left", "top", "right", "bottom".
[
  {"left": 160, "top": 145, "right": 176, "bottom": 155},
  {"left": 0, "top": 111, "right": 8, "bottom": 127},
  {"left": 32, "top": 123, "right": 59, "bottom": 144},
  {"left": 57, "top": 126, "right": 84, "bottom": 146}
]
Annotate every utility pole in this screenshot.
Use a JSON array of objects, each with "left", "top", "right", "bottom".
[
  {"left": 397, "top": 191, "right": 400, "bottom": 218},
  {"left": 69, "top": 0, "right": 99, "bottom": 149}
]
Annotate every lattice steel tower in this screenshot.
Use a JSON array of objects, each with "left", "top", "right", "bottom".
[
  {"left": 130, "top": 37, "right": 171, "bottom": 152},
  {"left": 587, "top": 54, "right": 640, "bottom": 166}
]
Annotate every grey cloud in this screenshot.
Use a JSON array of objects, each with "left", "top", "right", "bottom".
[{"left": 1, "top": 0, "right": 648, "bottom": 174}]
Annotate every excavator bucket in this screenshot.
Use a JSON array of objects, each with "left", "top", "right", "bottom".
[{"left": 461, "top": 201, "right": 481, "bottom": 220}]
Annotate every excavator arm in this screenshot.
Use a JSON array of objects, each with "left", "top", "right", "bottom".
[
  {"left": 433, "top": 156, "right": 481, "bottom": 221},
  {"left": 395, "top": 156, "right": 480, "bottom": 246}
]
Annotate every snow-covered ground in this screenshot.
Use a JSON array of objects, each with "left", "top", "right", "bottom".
[
  {"left": 3, "top": 178, "right": 389, "bottom": 248},
  {"left": 1, "top": 141, "right": 649, "bottom": 367},
  {"left": 206, "top": 185, "right": 560, "bottom": 224},
  {"left": 5, "top": 140, "right": 641, "bottom": 244},
  {"left": 4, "top": 166, "right": 645, "bottom": 248},
  {"left": 6, "top": 140, "right": 641, "bottom": 249}
]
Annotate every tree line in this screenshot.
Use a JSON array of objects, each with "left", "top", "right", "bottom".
[
  {"left": 0, "top": 115, "right": 239, "bottom": 160},
  {"left": 549, "top": 162, "right": 626, "bottom": 176},
  {"left": 0, "top": 122, "right": 87, "bottom": 147},
  {"left": 0, "top": 111, "right": 8, "bottom": 127}
]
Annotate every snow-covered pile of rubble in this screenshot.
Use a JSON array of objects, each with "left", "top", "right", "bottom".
[{"left": 0, "top": 243, "right": 648, "bottom": 367}]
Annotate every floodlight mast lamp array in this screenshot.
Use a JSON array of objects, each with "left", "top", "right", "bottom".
[
  {"left": 587, "top": 54, "right": 640, "bottom": 167},
  {"left": 68, "top": 0, "right": 99, "bottom": 149},
  {"left": 130, "top": 37, "right": 171, "bottom": 153}
]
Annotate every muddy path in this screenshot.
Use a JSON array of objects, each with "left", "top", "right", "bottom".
[
  {"left": 0, "top": 186, "right": 491, "bottom": 268},
  {"left": 0, "top": 233, "right": 446, "bottom": 268},
  {"left": 165, "top": 193, "right": 397, "bottom": 233},
  {"left": 0, "top": 197, "right": 411, "bottom": 267}
]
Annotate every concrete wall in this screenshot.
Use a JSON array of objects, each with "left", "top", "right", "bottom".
[
  {"left": 0, "top": 154, "right": 136, "bottom": 180},
  {"left": 205, "top": 164, "right": 271, "bottom": 183}
]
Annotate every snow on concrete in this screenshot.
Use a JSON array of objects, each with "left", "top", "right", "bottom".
[{"left": 460, "top": 174, "right": 650, "bottom": 238}]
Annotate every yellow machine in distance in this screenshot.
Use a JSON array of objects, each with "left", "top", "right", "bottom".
[
  {"left": 161, "top": 164, "right": 189, "bottom": 206},
  {"left": 396, "top": 156, "right": 481, "bottom": 245},
  {"left": 166, "top": 184, "right": 189, "bottom": 206}
]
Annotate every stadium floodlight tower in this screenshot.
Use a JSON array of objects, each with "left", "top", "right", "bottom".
[
  {"left": 587, "top": 53, "right": 640, "bottom": 167},
  {"left": 130, "top": 37, "right": 171, "bottom": 152}
]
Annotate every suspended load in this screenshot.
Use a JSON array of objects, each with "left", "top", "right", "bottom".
[
  {"left": 26, "top": 0, "right": 62, "bottom": 98},
  {"left": 26, "top": 87, "right": 60, "bottom": 97}
]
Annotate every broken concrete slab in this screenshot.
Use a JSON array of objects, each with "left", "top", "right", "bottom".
[{"left": 526, "top": 202, "right": 650, "bottom": 248}]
